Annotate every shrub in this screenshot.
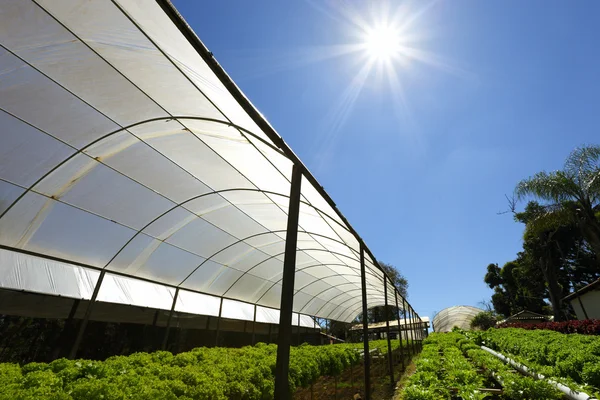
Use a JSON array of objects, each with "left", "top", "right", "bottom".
[
  {"left": 470, "top": 311, "right": 497, "bottom": 331},
  {"left": 497, "top": 319, "right": 600, "bottom": 335}
]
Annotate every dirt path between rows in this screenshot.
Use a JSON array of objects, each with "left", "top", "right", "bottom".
[{"left": 294, "top": 354, "right": 417, "bottom": 400}]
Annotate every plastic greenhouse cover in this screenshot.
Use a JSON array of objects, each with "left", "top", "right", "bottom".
[
  {"left": 0, "top": 0, "right": 413, "bottom": 325},
  {"left": 432, "top": 306, "right": 484, "bottom": 332}
]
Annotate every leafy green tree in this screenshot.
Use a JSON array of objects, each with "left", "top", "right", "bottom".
[
  {"left": 484, "top": 258, "right": 547, "bottom": 318},
  {"left": 485, "top": 200, "right": 600, "bottom": 320},
  {"left": 516, "top": 201, "right": 599, "bottom": 320},
  {"left": 515, "top": 145, "right": 600, "bottom": 265},
  {"left": 470, "top": 311, "right": 498, "bottom": 330}
]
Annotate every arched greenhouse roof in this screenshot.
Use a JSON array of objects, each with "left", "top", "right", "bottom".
[
  {"left": 0, "top": 0, "right": 408, "bottom": 325},
  {"left": 432, "top": 306, "right": 484, "bottom": 332}
]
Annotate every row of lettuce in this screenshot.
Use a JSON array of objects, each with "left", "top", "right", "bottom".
[
  {"left": 0, "top": 339, "right": 410, "bottom": 400},
  {"left": 468, "top": 328, "right": 600, "bottom": 394},
  {"left": 403, "top": 332, "right": 565, "bottom": 400}
]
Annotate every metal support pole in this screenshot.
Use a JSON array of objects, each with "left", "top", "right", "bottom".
[
  {"left": 416, "top": 312, "right": 422, "bottom": 350},
  {"left": 420, "top": 317, "right": 423, "bottom": 343},
  {"left": 69, "top": 270, "right": 105, "bottom": 359},
  {"left": 162, "top": 287, "right": 180, "bottom": 350},
  {"left": 384, "top": 276, "right": 394, "bottom": 387},
  {"left": 415, "top": 313, "right": 421, "bottom": 349},
  {"left": 152, "top": 309, "right": 159, "bottom": 327},
  {"left": 252, "top": 304, "right": 257, "bottom": 345},
  {"left": 67, "top": 299, "right": 80, "bottom": 322},
  {"left": 409, "top": 307, "right": 416, "bottom": 355},
  {"left": 401, "top": 298, "right": 410, "bottom": 357},
  {"left": 394, "top": 290, "right": 405, "bottom": 370},
  {"left": 56, "top": 299, "right": 80, "bottom": 358},
  {"left": 215, "top": 297, "right": 223, "bottom": 347},
  {"left": 360, "top": 245, "right": 371, "bottom": 400},
  {"left": 297, "top": 313, "right": 301, "bottom": 346},
  {"left": 274, "top": 164, "right": 302, "bottom": 400}
]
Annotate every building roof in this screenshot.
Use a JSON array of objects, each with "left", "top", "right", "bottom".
[
  {"left": 497, "top": 310, "right": 550, "bottom": 325},
  {"left": 563, "top": 278, "right": 600, "bottom": 302},
  {"left": 0, "top": 0, "right": 417, "bottom": 325}
]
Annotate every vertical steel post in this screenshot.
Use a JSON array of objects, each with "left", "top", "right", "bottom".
[
  {"left": 409, "top": 307, "right": 416, "bottom": 354},
  {"left": 417, "top": 314, "right": 425, "bottom": 350},
  {"left": 415, "top": 312, "right": 420, "bottom": 349},
  {"left": 360, "top": 245, "right": 371, "bottom": 400},
  {"left": 215, "top": 297, "right": 223, "bottom": 347},
  {"left": 252, "top": 304, "right": 257, "bottom": 345},
  {"left": 69, "top": 270, "right": 106, "bottom": 359},
  {"left": 56, "top": 299, "right": 80, "bottom": 358},
  {"left": 384, "top": 276, "right": 394, "bottom": 387},
  {"left": 161, "top": 287, "right": 180, "bottom": 350},
  {"left": 273, "top": 164, "right": 302, "bottom": 400},
  {"left": 402, "top": 298, "right": 411, "bottom": 357},
  {"left": 414, "top": 313, "right": 419, "bottom": 347},
  {"left": 394, "top": 290, "right": 405, "bottom": 370},
  {"left": 297, "top": 313, "right": 301, "bottom": 345},
  {"left": 152, "top": 309, "right": 159, "bottom": 327}
]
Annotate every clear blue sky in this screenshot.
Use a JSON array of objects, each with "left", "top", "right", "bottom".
[{"left": 173, "top": 1, "right": 600, "bottom": 320}]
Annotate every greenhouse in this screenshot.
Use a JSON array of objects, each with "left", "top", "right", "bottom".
[
  {"left": 432, "top": 306, "right": 484, "bottom": 333},
  {"left": 0, "top": 1, "right": 424, "bottom": 399}
]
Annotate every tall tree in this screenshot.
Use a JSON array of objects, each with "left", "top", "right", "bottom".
[
  {"left": 485, "top": 200, "right": 600, "bottom": 320},
  {"left": 516, "top": 201, "right": 599, "bottom": 320},
  {"left": 484, "top": 259, "right": 547, "bottom": 318},
  {"left": 515, "top": 145, "right": 600, "bottom": 265}
]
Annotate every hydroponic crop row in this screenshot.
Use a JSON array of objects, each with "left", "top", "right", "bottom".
[
  {"left": 402, "top": 332, "right": 562, "bottom": 400},
  {"left": 0, "top": 339, "right": 413, "bottom": 400},
  {"left": 470, "top": 328, "right": 600, "bottom": 395}
]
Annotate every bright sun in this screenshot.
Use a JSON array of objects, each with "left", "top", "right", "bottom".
[{"left": 364, "top": 24, "right": 402, "bottom": 61}]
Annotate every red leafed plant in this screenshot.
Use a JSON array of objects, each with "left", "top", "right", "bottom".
[{"left": 497, "top": 319, "right": 600, "bottom": 335}]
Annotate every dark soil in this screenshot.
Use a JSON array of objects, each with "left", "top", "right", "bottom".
[{"left": 294, "top": 351, "right": 417, "bottom": 400}]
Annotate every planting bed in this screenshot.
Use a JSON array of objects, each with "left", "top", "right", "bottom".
[
  {"left": 0, "top": 339, "right": 416, "bottom": 400},
  {"left": 401, "top": 332, "right": 564, "bottom": 400},
  {"left": 471, "top": 328, "right": 600, "bottom": 398}
]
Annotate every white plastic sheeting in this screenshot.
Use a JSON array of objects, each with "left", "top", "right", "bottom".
[
  {"left": 0, "top": 248, "right": 98, "bottom": 300},
  {"left": 432, "top": 305, "right": 484, "bottom": 332},
  {"left": 97, "top": 273, "right": 176, "bottom": 311},
  {"left": 175, "top": 290, "right": 221, "bottom": 317},
  {"left": 0, "top": 0, "right": 402, "bottom": 324}
]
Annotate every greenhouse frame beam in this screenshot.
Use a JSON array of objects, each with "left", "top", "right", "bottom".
[
  {"left": 0, "top": 115, "right": 284, "bottom": 224},
  {"left": 161, "top": 287, "right": 180, "bottom": 350},
  {"left": 297, "top": 313, "right": 301, "bottom": 345},
  {"left": 384, "top": 275, "right": 394, "bottom": 387},
  {"left": 401, "top": 298, "right": 410, "bottom": 357},
  {"left": 215, "top": 297, "right": 224, "bottom": 346},
  {"left": 252, "top": 305, "right": 257, "bottom": 345},
  {"left": 394, "top": 290, "right": 405, "bottom": 370},
  {"left": 274, "top": 164, "right": 302, "bottom": 400},
  {"left": 360, "top": 244, "right": 371, "bottom": 400},
  {"left": 409, "top": 307, "right": 416, "bottom": 354},
  {"left": 69, "top": 270, "right": 106, "bottom": 359}
]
